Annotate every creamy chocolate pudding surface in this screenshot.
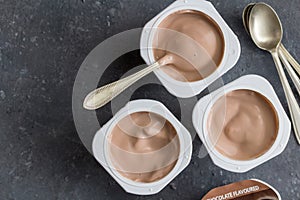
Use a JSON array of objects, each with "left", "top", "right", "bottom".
[
  {"left": 207, "top": 90, "right": 278, "bottom": 161},
  {"left": 108, "top": 112, "right": 180, "bottom": 183},
  {"left": 153, "top": 10, "right": 225, "bottom": 82}
]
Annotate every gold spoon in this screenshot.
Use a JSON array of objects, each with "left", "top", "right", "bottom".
[
  {"left": 83, "top": 56, "right": 171, "bottom": 110},
  {"left": 280, "top": 45, "right": 300, "bottom": 76},
  {"left": 243, "top": 3, "right": 300, "bottom": 97},
  {"left": 248, "top": 2, "right": 300, "bottom": 144},
  {"left": 243, "top": 3, "right": 300, "bottom": 76},
  {"left": 242, "top": 3, "right": 255, "bottom": 35},
  {"left": 83, "top": 33, "right": 210, "bottom": 110}
]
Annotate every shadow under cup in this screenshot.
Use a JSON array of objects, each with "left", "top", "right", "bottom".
[
  {"left": 152, "top": 9, "right": 225, "bottom": 82},
  {"left": 107, "top": 112, "right": 180, "bottom": 183}
]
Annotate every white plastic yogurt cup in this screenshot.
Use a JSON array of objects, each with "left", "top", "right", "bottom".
[
  {"left": 192, "top": 75, "right": 291, "bottom": 173},
  {"left": 92, "top": 100, "right": 192, "bottom": 195},
  {"left": 140, "top": 0, "right": 241, "bottom": 98}
]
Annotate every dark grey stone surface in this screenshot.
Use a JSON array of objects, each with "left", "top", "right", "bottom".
[{"left": 1, "top": 0, "right": 300, "bottom": 199}]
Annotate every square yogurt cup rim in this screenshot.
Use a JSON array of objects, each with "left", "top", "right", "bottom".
[
  {"left": 92, "top": 99, "right": 192, "bottom": 194},
  {"left": 141, "top": 0, "right": 235, "bottom": 87},
  {"left": 192, "top": 75, "right": 291, "bottom": 172}
]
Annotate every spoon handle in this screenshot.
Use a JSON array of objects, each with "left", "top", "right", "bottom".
[
  {"left": 279, "top": 49, "right": 300, "bottom": 96},
  {"left": 280, "top": 44, "right": 300, "bottom": 76},
  {"left": 83, "top": 62, "right": 161, "bottom": 110},
  {"left": 271, "top": 51, "right": 300, "bottom": 144}
]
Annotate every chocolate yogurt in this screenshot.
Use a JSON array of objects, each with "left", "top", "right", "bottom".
[
  {"left": 207, "top": 89, "right": 279, "bottom": 161},
  {"left": 108, "top": 112, "right": 180, "bottom": 183},
  {"left": 153, "top": 10, "right": 225, "bottom": 82}
]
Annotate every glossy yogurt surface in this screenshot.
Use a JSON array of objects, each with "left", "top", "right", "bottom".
[
  {"left": 108, "top": 112, "right": 180, "bottom": 183},
  {"left": 153, "top": 10, "right": 225, "bottom": 82},
  {"left": 207, "top": 90, "right": 278, "bottom": 161}
]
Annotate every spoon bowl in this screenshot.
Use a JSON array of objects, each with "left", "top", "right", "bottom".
[
  {"left": 249, "top": 3, "right": 282, "bottom": 52},
  {"left": 242, "top": 3, "right": 255, "bottom": 34},
  {"left": 243, "top": 3, "right": 300, "bottom": 77}
]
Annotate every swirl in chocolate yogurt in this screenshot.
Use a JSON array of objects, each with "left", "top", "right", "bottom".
[
  {"left": 207, "top": 90, "right": 279, "bottom": 161},
  {"left": 108, "top": 112, "right": 180, "bottom": 183},
  {"left": 153, "top": 10, "right": 225, "bottom": 82}
]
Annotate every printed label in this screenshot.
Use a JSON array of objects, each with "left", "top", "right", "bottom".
[{"left": 202, "top": 180, "right": 279, "bottom": 200}]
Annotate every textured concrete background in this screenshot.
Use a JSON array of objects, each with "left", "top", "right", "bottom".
[{"left": 0, "top": 0, "right": 300, "bottom": 199}]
